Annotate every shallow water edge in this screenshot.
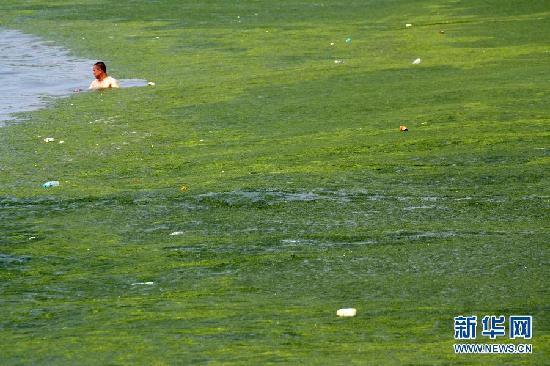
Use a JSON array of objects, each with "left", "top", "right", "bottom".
[{"left": 0, "top": 28, "right": 148, "bottom": 125}]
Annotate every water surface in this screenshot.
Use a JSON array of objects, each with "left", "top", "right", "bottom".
[{"left": 0, "top": 28, "right": 147, "bottom": 125}]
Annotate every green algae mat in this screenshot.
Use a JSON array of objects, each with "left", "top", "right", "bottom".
[{"left": 0, "top": 0, "right": 548, "bottom": 364}]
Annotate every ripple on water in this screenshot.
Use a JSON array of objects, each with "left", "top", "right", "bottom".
[
  {"left": 0, "top": 254, "right": 31, "bottom": 266},
  {"left": 196, "top": 189, "right": 453, "bottom": 207},
  {"left": 197, "top": 190, "right": 321, "bottom": 206}
]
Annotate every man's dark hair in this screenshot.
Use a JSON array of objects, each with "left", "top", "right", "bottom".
[{"left": 94, "top": 61, "right": 107, "bottom": 73}]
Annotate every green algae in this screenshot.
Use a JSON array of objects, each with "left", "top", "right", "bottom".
[{"left": 0, "top": 0, "right": 549, "bottom": 364}]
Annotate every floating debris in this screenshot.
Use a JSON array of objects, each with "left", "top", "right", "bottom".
[
  {"left": 170, "top": 231, "right": 184, "bottom": 236},
  {"left": 412, "top": 58, "right": 421, "bottom": 65},
  {"left": 131, "top": 282, "right": 154, "bottom": 286},
  {"left": 337, "top": 308, "right": 357, "bottom": 317},
  {"left": 43, "top": 137, "right": 55, "bottom": 142},
  {"left": 42, "top": 181, "right": 60, "bottom": 188},
  {"left": 400, "top": 125, "right": 409, "bottom": 132},
  {"left": 147, "top": 81, "right": 155, "bottom": 86},
  {"left": 406, "top": 23, "right": 412, "bottom": 28},
  {"left": 334, "top": 59, "right": 344, "bottom": 64},
  {"left": 345, "top": 37, "right": 352, "bottom": 44},
  {"left": 180, "top": 185, "right": 189, "bottom": 192}
]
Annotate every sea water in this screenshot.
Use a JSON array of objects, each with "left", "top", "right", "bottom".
[{"left": 0, "top": 28, "right": 147, "bottom": 125}]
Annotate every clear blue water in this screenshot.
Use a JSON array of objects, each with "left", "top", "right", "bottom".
[{"left": 0, "top": 28, "right": 147, "bottom": 125}]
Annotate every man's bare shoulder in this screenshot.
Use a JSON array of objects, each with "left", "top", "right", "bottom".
[{"left": 106, "top": 76, "right": 120, "bottom": 88}]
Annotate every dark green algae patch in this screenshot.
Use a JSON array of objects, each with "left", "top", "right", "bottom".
[{"left": 0, "top": 0, "right": 549, "bottom": 364}]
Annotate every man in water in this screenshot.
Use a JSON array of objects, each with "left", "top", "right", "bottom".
[{"left": 89, "top": 61, "right": 119, "bottom": 90}]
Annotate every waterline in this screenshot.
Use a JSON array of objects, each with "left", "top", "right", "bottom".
[{"left": 0, "top": 28, "right": 147, "bottom": 125}]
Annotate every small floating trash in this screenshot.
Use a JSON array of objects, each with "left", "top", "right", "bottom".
[
  {"left": 334, "top": 59, "right": 344, "bottom": 64},
  {"left": 131, "top": 282, "right": 154, "bottom": 286},
  {"left": 170, "top": 231, "right": 184, "bottom": 236},
  {"left": 400, "top": 125, "right": 408, "bottom": 132},
  {"left": 43, "top": 137, "right": 55, "bottom": 142},
  {"left": 337, "top": 308, "right": 357, "bottom": 317},
  {"left": 406, "top": 23, "right": 412, "bottom": 28},
  {"left": 147, "top": 81, "right": 156, "bottom": 86},
  {"left": 412, "top": 58, "right": 421, "bottom": 65},
  {"left": 42, "top": 181, "right": 60, "bottom": 188}
]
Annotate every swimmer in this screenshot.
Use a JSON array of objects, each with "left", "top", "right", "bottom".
[{"left": 89, "top": 61, "right": 119, "bottom": 90}]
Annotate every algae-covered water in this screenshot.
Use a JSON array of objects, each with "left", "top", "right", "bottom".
[{"left": 0, "top": 0, "right": 548, "bottom": 365}]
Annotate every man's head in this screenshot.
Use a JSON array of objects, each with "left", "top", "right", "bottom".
[{"left": 93, "top": 61, "right": 107, "bottom": 80}]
